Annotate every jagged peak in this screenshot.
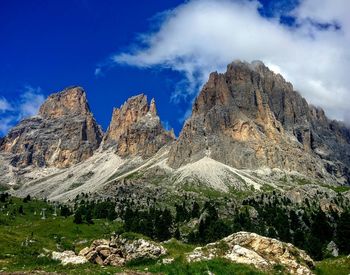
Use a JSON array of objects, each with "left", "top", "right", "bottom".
[
  {"left": 39, "top": 86, "right": 90, "bottom": 119},
  {"left": 226, "top": 60, "right": 293, "bottom": 89},
  {"left": 149, "top": 98, "right": 157, "bottom": 116}
]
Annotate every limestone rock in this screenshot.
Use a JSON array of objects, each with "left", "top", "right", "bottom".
[
  {"left": 79, "top": 235, "right": 167, "bottom": 266},
  {"left": 0, "top": 86, "right": 103, "bottom": 168},
  {"left": 326, "top": 241, "right": 339, "bottom": 257},
  {"left": 103, "top": 94, "right": 174, "bottom": 158},
  {"left": 52, "top": 250, "right": 88, "bottom": 265},
  {"left": 186, "top": 231, "right": 314, "bottom": 275},
  {"left": 78, "top": 246, "right": 91, "bottom": 257},
  {"left": 104, "top": 254, "right": 125, "bottom": 266},
  {"left": 168, "top": 61, "right": 350, "bottom": 184}
]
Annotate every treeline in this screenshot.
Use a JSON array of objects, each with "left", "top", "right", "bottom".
[
  {"left": 73, "top": 199, "right": 117, "bottom": 224},
  {"left": 112, "top": 193, "right": 350, "bottom": 260},
  {"left": 241, "top": 193, "right": 350, "bottom": 260}
]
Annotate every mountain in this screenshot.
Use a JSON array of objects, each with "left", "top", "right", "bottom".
[
  {"left": 0, "top": 61, "right": 349, "bottom": 200},
  {"left": 168, "top": 61, "right": 350, "bottom": 185},
  {"left": 103, "top": 94, "right": 175, "bottom": 158},
  {"left": 0, "top": 86, "right": 103, "bottom": 168}
]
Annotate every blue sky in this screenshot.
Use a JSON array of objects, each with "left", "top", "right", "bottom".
[{"left": 1, "top": 0, "right": 349, "bottom": 136}]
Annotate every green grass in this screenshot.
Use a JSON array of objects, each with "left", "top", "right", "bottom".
[
  {"left": 1, "top": 196, "right": 349, "bottom": 275},
  {"left": 0, "top": 197, "right": 122, "bottom": 272},
  {"left": 321, "top": 184, "right": 350, "bottom": 193},
  {"left": 315, "top": 256, "right": 350, "bottom": 275},
  {"left": 146, "top": 258, "right": 266, "bottom": 275}
]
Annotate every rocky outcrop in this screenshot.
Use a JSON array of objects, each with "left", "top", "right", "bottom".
[
  {"left": 168, "top": 61, "right": 350, "bottom": 184},
  {"left": 103, "top": 94, "right": 175, "bottom": 158},
  {"left": 52, "top": 250, "right": 88, "bottom": 265},
  {"left": 0, "top": 87, "right": 103, "bottom": 168},
  {"left": 187, "top": 231, "right": 315, "bottom": 275},
  {"left": 78, "top": 236, "right": 167, "bottom": 266}
]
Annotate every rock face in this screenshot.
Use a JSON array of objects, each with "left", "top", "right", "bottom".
[
  {"left": 187, "top": 231, "right": 315, "bottom": 275},
  {"left": 168, "top": 61, "right": 350, "bottom": 184},
  {"left": 78, "top": 236, "right": 167, "bottom": 266},
  {"left": 0, "top": 87, "right": 103, "bottom": 168},
  {"left": 103, "top": 94, "right": 175, "bottom": 158}
]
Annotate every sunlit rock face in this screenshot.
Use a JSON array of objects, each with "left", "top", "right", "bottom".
[
  {"left": 0, "top": 86, "right": 103, "bottom": 168},
  {"left": 103, "top": 94, "right": 175, "bottom": 158},
  {"left": 168, "top": 61, "right": 350, "bottom": 184}
]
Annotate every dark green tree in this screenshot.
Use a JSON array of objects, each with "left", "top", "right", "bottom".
[
  {"left": 60, "top": 205, "right": 72, "bottom": 218},
  {"left": 18, "top": 205, "right": 24, "bottom": 214},
  {"left": 191, "top": 202, "right": 200, "bottom": 218},
  {"left": 73, "top": 210, "right": 83, "bottom": 224},
  {"left": 337, "top": 210, "right": 350, "bottom": 254}
]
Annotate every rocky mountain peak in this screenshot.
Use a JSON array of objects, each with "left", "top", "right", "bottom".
[
  {"left": 103, "top": 94, "right": 174, "bottom": 158},
  {"left": 168, "top": 60, "right": 350, "bottom": 184},
  {"left": 39, "top": 86, "right": 90, "bottom": 119},
  {"left": 0, "top": 86, "right": 103, "bottom": 168}
]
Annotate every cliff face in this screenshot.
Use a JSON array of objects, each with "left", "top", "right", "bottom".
[
  {"left": 0, "top": 87, "right": 103, "bottom": 168},
  {"left": 168, "top": 61, "right": 350, "bottom": 184},
  {"left": 103, "top": 94, "right": 175, "bottom": 158}
]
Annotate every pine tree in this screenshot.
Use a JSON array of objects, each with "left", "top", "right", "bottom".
[
  {"left": 73, "top": 210, "right": 83, "bottom": 224},
  {"left": 191, "top": 202, "right": 200, "bottom": 218},
  {"left": 60, "top": 205, "right": 72, "bottom": 218},
  {"left": 18, "top": 205, "right": 24, "bottom": 214},
  {"left": 85, "top": 209, "right": 94, "bottom": 224},
  {"left": 337, "top": 210, "right": 350, "bottom": 254}
]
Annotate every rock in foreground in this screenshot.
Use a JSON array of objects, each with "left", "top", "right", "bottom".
[
  {"left": 187, "top": 231, "right": 315, "bottom": 275},
  {"left": 52, "top": 250, "right": 88, "bottom": 265},
  {"left": 78, "top": 236, "right": 167, "bottom": 266}
]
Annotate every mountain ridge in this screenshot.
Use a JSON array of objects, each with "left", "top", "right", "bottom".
[{"left": 0, "top": 60, "right": 349, "bottom": 199}]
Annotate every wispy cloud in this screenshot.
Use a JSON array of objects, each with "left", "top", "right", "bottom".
[
  {"left": 94, "top": 67, "right": 103, "bottom": 77},
  {"left": 18, "top": 86, "right": 45, "bottom": 119},
  {"left": 0, "top": 86, "right": 45, "bottom": 136},
  {"left": 110, "top": 0, "right": 350, "bottom": 123},
  {"left": 0, "top": 98, "right": 13, "bottom": 113}
]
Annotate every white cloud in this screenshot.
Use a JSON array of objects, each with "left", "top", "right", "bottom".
[
  {"left": 18, "top": 86, "right": 45, "bottom": 119},
  {"left": 0, "top": 86, "right": 45, "bottom": 136},
  {"left": 0, "top": 98, "right": 13, "bottom": 113},
  {"left": 112, "top": 0, "right": 350, "bottom": 123}
]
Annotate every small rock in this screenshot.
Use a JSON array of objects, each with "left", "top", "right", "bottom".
[
  {"left": 104, "top": 254, "right": 125, "bottom": 267},
  {"left": 78, "top": 247, "right": 92, "bottom": 257},
  {"left": 95, "top": 255, "right": 104, "bottom": 265},
  {"left": 162, "top": 257, "right": 175, "bottom": 264},
  {"left": 326, "top": 241, "right": 339, "bottom": 257},
  {"left": 91, "top": 239, "right": 109, "bottom": 248},
  {"left": 52, "top": 250, "right": 88, "bottom": 265},
  {"left": 99, "top": 249, "right": 111, "bottom": 259},
  {"left": 85, "top": 251, "right": 98, "bottom": 262}
]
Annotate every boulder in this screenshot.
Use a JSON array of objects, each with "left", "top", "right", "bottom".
[
  {"left": 85, "top": 250, "right": 98, "bottom": 262},
  {"left": 186, "top": 231, "right": 314, "bottom": 275},
  {"left": 78, "top": 246, "right": 92, "bottom": 257},
  {"left": 104, "top": 254, "right": 125, "bottom": 267},
  {"left": 326, "top": 241, "right": 339, "bottom": 257},
  {"left": 79, "top": 236, "right": 167, "bottom": 267}
]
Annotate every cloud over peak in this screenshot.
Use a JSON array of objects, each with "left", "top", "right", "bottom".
[
  {"left": 0, "top": 86, "right": 45, "bottom": 136},
  {"left": 112, "top": 0, "right": 350, "bottom": 123}
]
